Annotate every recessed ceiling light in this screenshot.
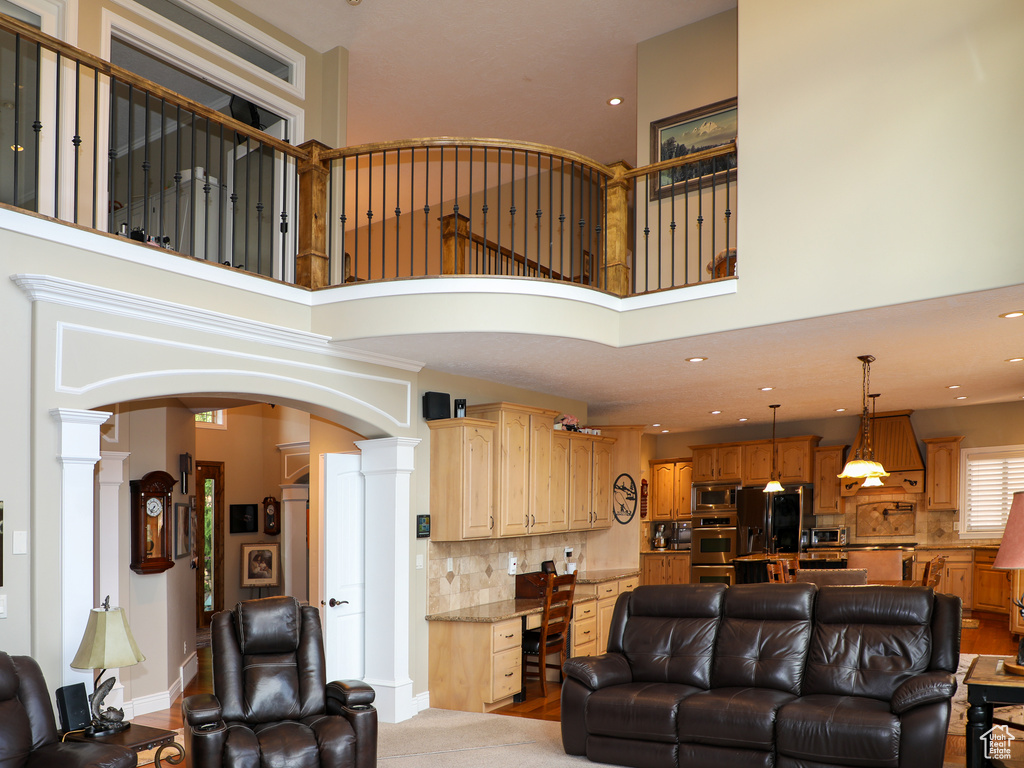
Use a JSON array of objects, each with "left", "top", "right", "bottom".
[
  {"left": 760, "top": 387, "right": 774, "bottom": 391},
  {"left": 607, "top": 97, "right": 623, "bottom": 106},
  {"left": 947, "top": 385, "right": 961, "bottom": 389},
  {"left": 955, "top": 396, "right": 968, "bottom": 400},
  {"left": 738, "top": 418, "right": 748, "bottom": 422},
  {"left": 652, "top": 423, "right": 661, "bottom": 427},
  {"left": 1007, "top": 358, "right": 1024, "bottom": 363},
  {"left": 835, "top": 408, "right": 846, "bottom": 412},
  {"left": 661, "top": 429, "right": 669, "bottom": 433},
  {"left": 687, "top": 357, "right": 707, "bottom": 363},
  {"left": 1000, "top": 311, "right": 1024, "bottom": 318},
  {"left": 710, "top": 410, "right": 721, "bottom": 415}
]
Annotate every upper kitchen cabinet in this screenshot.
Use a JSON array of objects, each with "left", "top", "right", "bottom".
[
  {"left": 813, "top": 445, "right": 847, "bottom": 514},
  {"left": 650, "top": 459, "right": 693, "bottom": 520},
  {"left": 923, "top": 436, "right": 964, "bottom": 512},
  {"left": 742, "top": 437, "right": 820, "bottom": 486},
  {"left": 561, "top": 432, "right": 616, "bottom": 530},
  {"left": 692, "top": 444, "right": 742, "bottom": 483},
  {"left": 466, "top": 403, "right": 560, "bottom": 537},
  {"left": 428, "top": 417, "right": 497, "bottom": 540}
]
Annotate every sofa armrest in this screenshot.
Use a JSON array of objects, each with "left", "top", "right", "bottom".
[
  {"left": 562, "top": 653, "right": 633, "bottom": 691},
  {"left": 327, "top": 680, "right": 376, "bottom": 709},
  {"left": 891, "top": 671, "right": 957, "bottom": 714},
  {"left": 183, "top": 693, "right": 223, "bottom": 727}
]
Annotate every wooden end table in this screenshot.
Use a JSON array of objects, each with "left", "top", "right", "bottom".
[
  {"left": 65, "top": 723, "right": 184, "bottom": 767},
  {"left": 965, "top": 655, "right": 1024, "bottom": 768}
]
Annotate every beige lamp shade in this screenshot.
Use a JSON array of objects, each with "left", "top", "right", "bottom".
[
  {"left": 70, "top": 606, "right": 146, "bottom": 671},
  {"left": 993, "top": 491, "right": 1024, "bottom": 570}
]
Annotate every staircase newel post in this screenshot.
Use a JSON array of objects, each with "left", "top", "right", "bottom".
[
  {"left": 604, "top": 161, "right": 634, "bottom": 297},
  {"left": 296, "top": 140, "right": 332, "bottom": 289},
  {"left": 441, "top": 212, "right": 471, "bottom": 275}
]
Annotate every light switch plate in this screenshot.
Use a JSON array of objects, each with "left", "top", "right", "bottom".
[
  {"left": 507, "top": 554, "right": 517, "bottom": 575},
  {"left": 13, "top": 531, "right": 27, "bottom": 555},
  {"left": 0, "top": 595, "right": 7, "bottom": 619}
]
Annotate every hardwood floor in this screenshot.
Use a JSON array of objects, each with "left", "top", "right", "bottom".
[{"left": 134, "top": 611, "right": 1019, "bottom": 765}]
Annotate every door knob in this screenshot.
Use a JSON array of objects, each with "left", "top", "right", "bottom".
[{"left": 329, "top": 598, "right": 349, "bottom": 608}]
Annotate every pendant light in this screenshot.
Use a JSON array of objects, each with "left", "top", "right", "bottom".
[
  {"left": 763, "top": 404, "right": 784, "bottom": 493},
  {"left": 860, "top": 393, "right": 886, "bottom": 487},
  {"left": 838, "top": 355, "right": 890, "bottom": 480}
]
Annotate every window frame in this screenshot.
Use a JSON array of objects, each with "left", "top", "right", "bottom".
[{"left": 959, "top": 443, "right": 1024, "bottom": 539}]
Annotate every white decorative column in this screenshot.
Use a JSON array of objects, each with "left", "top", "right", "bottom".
[
  {"left": 279, "top": 484, "right": 309, "bottom": 601},
  {"left": 96, "top": 451, "right": 130, "bottom": 707},
  {"left": 51, "top": 408, "right": 111, "bottom": 688},
  {"left": 354, "top": 437, "right": 419, "bottom": 723}
]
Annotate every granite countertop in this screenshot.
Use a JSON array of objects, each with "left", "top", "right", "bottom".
[
  {"left": 425, "top": 593, "right": 598, "bottom": 623},
  {"left": 641, "top": 548, "right": 691, "bottom": 555},
  {"left": 575, "top": 568, "right": 641, "bottom": 584},
  {"left": 915, "top": 543, "right": 1002, "bottom": 551}
]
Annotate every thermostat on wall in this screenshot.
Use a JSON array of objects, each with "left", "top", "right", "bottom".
[{"left": 416, "top": 514, "right": 430, "bottom": 538}]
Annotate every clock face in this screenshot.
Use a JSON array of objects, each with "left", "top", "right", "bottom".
[
  {"left": 612, "top": 473, "right": 638, "bottom": 524},
  {"left": 267, "top": 504, "right": 276, "bottom": 517},
  {"left": 146, "top": 497, "right": 163, "bottom": 517}
]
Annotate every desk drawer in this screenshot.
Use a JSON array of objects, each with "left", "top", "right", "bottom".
[
  {"left": 574, "top": 600, "right": 596, "bottom": 622},
  {"left": 572, "top": 616, "right": 598, "bottom": 652},
  {"left": 596, "top": 582, "right": 619, "bottom": 600},
  {"left": 492, "top": 619, "right": 521, "bottom": 652},
  {"left": 490, "top": 647, "right": 521, "bottom": 701},
  {"left": 619, "top": 576, "right": 639, "bottom": 593}
]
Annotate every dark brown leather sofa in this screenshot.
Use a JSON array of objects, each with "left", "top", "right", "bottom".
[
  {"left": 561, "top": 583, "right": 961, "bottom": 768},
  {"left": 182, "top": 596, "right": 377, "bottom": 768},
  {"left": 0, "top": 652, "right": 136, "bottom": 768}
]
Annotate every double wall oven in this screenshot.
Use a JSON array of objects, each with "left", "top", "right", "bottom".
[{"left": 691, "top": 484, "right": 740, "bottom": 584}]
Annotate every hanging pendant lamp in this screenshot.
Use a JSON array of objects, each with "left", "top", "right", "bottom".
[
  {"left": 838, "top": 355, "right": 890, "bottom": 480},
  {"left": 764, "top": 404, "right": 784, "bottom": 493}
]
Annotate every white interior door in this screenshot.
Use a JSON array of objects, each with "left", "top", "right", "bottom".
[{"left": 321, "top": 452, "right": 365, "bottom": 681}]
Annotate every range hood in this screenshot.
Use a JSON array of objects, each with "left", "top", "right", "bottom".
[{"left": 840, "top": 410, "right": 925, "bottom": 496}]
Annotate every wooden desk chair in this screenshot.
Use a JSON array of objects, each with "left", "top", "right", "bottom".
[
  {"left": 522, "top": 573, "right": 576, "bottom": 698},
  {"left": 766, "top": 558, "right": 799, "bottom": 583},
  {"left": 846, "top": 550, "right": 904, "bottom": 582},
  {"left": 922, "top": 555, "right": 947, "bottom": 588}
]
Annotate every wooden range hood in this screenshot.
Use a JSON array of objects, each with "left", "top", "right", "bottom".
[{"left": 840, "top": 410, "right": 925, "bottom": 497}]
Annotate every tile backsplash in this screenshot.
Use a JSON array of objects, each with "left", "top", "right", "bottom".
[{"left": 427, "top": 532, "right": 589, "bottom": 615}]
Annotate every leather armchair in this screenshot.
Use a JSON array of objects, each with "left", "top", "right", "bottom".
[
  {"left": 0, "top": 652, "right": 136, "bottom": 768},
  {"left": 182, "top": 596, "right": 377, "bottom": 768}
]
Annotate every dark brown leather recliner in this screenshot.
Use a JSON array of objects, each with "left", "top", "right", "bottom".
[
  {"left": 182, "top": 596, "right": 377, "bottom": 768},
  {"left": 0, "top": 652, "right": 136, "bottom": 768}
]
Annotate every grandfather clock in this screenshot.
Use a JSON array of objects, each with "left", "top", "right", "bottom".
[{"left": 130, "top": 470, "right": 176, "bottom": 574}]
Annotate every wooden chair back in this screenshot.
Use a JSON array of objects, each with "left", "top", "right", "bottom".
[
  {"left": 845, "top": 550, "right": 904, "bottom": 582},
  {"left": 923, "top": 555, "right": 947, "bottom": 588},
  {"left": 523, "top": 572, "right": 576, "bottom": 698},
  {"left": 793, "top": 568, "right": 868, "bottom": 585}
]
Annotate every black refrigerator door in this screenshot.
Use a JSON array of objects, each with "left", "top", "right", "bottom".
[
  {"left": 771, "top": 488, "right": 810, "bottom": 553},
  {"left": 736, "top": 488, "right": 767, "bottom": 556}
]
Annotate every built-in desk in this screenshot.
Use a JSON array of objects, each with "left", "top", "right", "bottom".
[{"left": 425, "top": 568, "right": 636, "bottom": 712}]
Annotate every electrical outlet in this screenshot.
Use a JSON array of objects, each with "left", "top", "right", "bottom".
[
  {"left": 507, "top": 554, "right": 518, "bottom": 575},
  {"left": 446, "top": 557, "right": 454, "bottom": 573},
  {"left": 416, "top": 554, "right": 424, "bottom": 570}
]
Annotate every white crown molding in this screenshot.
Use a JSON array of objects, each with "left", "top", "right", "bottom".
[{"left": 11, "top": 273, "right": 423, "bottom": 373}]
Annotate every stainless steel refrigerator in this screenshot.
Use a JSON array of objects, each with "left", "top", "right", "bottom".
[{"left": 736, "top": 486, "right": 812, "bottom": 555}]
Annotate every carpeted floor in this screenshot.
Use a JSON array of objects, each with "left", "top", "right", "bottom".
[{"left": 379, "top": 709, "right": 589, "bottom": 767}]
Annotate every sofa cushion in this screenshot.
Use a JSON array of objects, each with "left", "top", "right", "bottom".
[
  {"left": 585, "top": 682, "right": 699, "bottom": 742},
  {"left": 614, "top": 586, "right": 726, "bottom": 688},
  {"left": 803, "top": 586, "right": 933, "bottom": 700},
  {"left": 712, "top": 583, "right": 815, "bottom": 695},
  {"left": 679, "top": 687, "right": 797, "bottom": 751},
  {"left": 777, "top": 694, "right": 900, "bottom": 768}
]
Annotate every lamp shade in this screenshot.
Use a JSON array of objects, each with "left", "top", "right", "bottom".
[
  {"left": 70, "top": 606, "right": 146, "bottom": 671},
  {"left": 993, "top": 491, "right": 1024, "bottom": 570}
]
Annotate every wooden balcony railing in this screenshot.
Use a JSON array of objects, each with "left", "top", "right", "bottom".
[{"left": 1, "top": 12, "right": 737, "bottom": 298}]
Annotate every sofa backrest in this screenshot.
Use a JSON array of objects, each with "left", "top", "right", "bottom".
[
  {"left": 803, "top": 585, "right": 934, "bottom": 700},
  {"left": 711, "top": 583, "right": 815, "bottom": 695},
  {"left": 607, "top": 584, "right": 726, "bottom": 688},
  {"left": 0, "top": 653, "right": 58, "bottom": 768}
]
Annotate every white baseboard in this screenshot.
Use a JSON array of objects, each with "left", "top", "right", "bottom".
[
  {"left": 128, "top": 690, "right": 173, "bottom": 718},
  {"left": 180, "top": 651, "right": 198, "bottom": 695},
  {"left": 412, "top": 691, "right": 430, "bottom": 713}
]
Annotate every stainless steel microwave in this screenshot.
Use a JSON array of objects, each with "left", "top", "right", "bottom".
[
  {"left": 810, "top": 527, "right": 848, "bottom": 547},
  {"left": 693, "top": 484, "right": 738, "bottom": 512}
]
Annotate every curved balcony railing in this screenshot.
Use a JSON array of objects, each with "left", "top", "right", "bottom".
[{"left": 1, "top": 12, "right": 737, "bottom": 297}]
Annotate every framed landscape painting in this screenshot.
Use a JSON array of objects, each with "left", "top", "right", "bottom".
[{"left": 650, "top": 97, "right": 737, "bottom": 200}]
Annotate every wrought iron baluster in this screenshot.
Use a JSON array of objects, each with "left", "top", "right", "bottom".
[
  {"left": 536, "top": 152, "right": 542, "bottom": 277},
  {"left": 394, "top": 148, "right": 402, "bottom": 276},
  {"left": 367, "top": 150, "right": 374, "bottom": 276},
  {"left": 142, "top": 91, "right": 150, "bottom": 239},
  {"left": 670, "top": 163, "right": 676, "bottom": 288},
  {"left": 643, "top": 172, "right": 650, "bottom": 293},
  {"left": 724, "top": 155, "right": 732, "bottom": 257},
  {"left": 204, "top": 116, "right": 212, "bottom": 261},
  {"left": 482, "top": 147, "right": 489, "bottom": 273},
  {"left": 107, "top": 77, "right": 117, "bottom": 234},
  {"left": 354, "top": 153, "right": 361, "bottom": 278},
  {"left": 684, "top": 171, "right": 689, "bottom": 285},
  {"left": 91, "top": 62, "right": 98, "bottom": 228},
  {"left": 174, "top": 104, "right": 182, "bottom": 251},
  {"left": 340, "top": 155, "right": 348, "bottom": 282},
  {"left": 219, "top": 120, "right": 227, "bottom": 263},
  {"left": 408, "top": 147, "right": 414, "bottom": 276},
  {"left": 711, "top": 167, "right": 717, "bottom": 281},
  {"left": 13, "top": 34, "right": 21, "bottom": 209},
  {"left": 468, "top": 147, "right": 473, "bottom": 274},
  {"left": 438, "top": 146, "right": 443, "bottom": 274},
  {"left": 190, "top": 112, "right": 198, "bottom": 258},
  {"left": 53, "top": 50, "right": 62, "bottom": 215},
  {"left": 257, "top": 139, "right": 265, "bottom": 274},
  {"left": 509, "top": 149, "right": 516, "bottom": 273},
  {"left": 73, "top": 61, "right": 81, "bottom": 223},
  {"left": 126, "top": 83, "right": 134, "bottom": 239},
  {"left": 158, "top": 98, "right": 166, "bottom": 245},
  {"left": 696, "top": 173, "right": 704, "bottom": 283},
  {"left": 496, "top": 148, "right": 501, "bottom": 273},
  {"left": 453, "top": 147, "right": 459, "bottom": 275},
  {"left": 559, "top": 157, "right": 565, "bottom": 281},
  {"left": 547, "top": 153, "right": 553, "bottom": 278},
  {"left": 423, "top": 148, "right": 429, "bottom": 276}
]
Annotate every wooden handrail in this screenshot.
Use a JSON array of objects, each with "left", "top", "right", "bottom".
[
  {"left": 0, "top": 12, "right": 306, "bottom": 160},
  {"left": 622, "top": 141, "right": 737, "bottom": 181},
  {"left": 323, "top": 136, "right": 614, "bottom": 179}
]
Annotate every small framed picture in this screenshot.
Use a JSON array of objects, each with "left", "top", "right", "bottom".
[
  {"left": 174, "top": 503, "right": 191, "bottom": 559},
  {"left": 241, "top": 543, "right": 280, "bottom": 588},
  {"left": 229, "top": 504, "right": 258, "bottom": 534}
]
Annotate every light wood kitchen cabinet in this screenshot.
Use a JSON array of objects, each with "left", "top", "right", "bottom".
[
  {"left": 973, "top": 549, "right": 1011, "bottom": 613},
  {"left": 924, "top": 436, "right": 964, "bottom": 512},
  {"left": 942, "top": 552, "right": 973, "bottom": 607},
  {"left": 649, "top": 459, "right": 693, "bottom": 520},
  {"left": 571, "top": 599, "right": 598, "bottom": 658},
  {"left": 428, "top": 417, "right": 496, "bottom": 540},
  {"left": 813, "top": 445, "right": 847, "bottom": 514},
  {"left": 560, "top": 433, "right": 615, "bottom": 531},
  {"left": 777, "top": 437, "right": 820, "bottom": 483},
  {"left": 428, "top": 617, "right": 522, "bottom": 712},
  {"left": 692, "top": 444, "right": 742, "bottom": 483},
  {"left": 1010, "top": 571, "right": 1024, "bottom": 636},
  {"left": 466, "top": 403, "right": 560, "bottom": 537},
  {"left": 642, "top": 553, "right": 690, "bottom": 585},
  {"left": 591, "top": 439, "right": 614, "bottom": 528},
  {"left": 742, "top": 442, "right": 774, "bottom": 487},
  {"left": 577, "top": 575, "right": 639, "bottom": 653}
]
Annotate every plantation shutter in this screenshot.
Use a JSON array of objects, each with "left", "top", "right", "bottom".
[{"left": 963, "top": 449, "right": 1024, "bottom": 533}]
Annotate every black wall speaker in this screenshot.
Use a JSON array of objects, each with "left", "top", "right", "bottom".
[
  {"left": 56, "top": 683, "right": 92, "bottom": 732},
  {"left": 422, "top": 391, "right": 451, "bottom": 421}
]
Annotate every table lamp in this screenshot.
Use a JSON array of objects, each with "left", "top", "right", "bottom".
[
  {"left": 992, "top": 491, "right": 1024, "bottom": 669},
  {"left": 70, "top": 596, "right": 146, "bottom": 736}
]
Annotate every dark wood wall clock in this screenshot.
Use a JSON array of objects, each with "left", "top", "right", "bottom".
[
  {"left": 130, "top": 470, "right": 176, "bottom": 574},
  {"left": 263, "top": 496, "right": 280, "bottom": 536}
]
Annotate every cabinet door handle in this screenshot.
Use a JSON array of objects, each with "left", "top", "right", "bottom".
[
  {"left": 489, "top": 516, "right": 494, "bottom": 529},
  {"left": 505, "top": 672, "right": 514, "bottom": 678}
]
